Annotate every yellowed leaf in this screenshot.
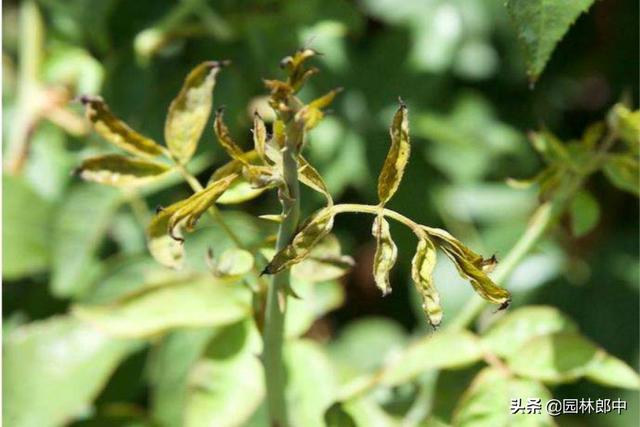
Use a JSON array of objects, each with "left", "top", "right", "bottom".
[{"left": 378, "top": 102, "right": 410, "bottom": 205}]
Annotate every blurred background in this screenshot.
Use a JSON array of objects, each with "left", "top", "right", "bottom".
[{"left": 3, "top": 0, "right": 639, "bottom": 426}]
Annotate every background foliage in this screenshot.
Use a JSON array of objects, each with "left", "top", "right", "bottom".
[{"left": 3, "top": 0, "right": 639, "bottom": 426}]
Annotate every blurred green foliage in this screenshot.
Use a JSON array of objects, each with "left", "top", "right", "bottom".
[{"left": 3, "top": 0, "right": 639, "bottom": 426}]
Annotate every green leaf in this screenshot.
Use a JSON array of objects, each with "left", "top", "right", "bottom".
[
  {"left": 165, "top": 61, "right": 226, "bottom": 163},
  {"left": 74, "top": 154, "right": 171, "bottom": 187},
  {"left": 291, "top": 234, "right": 354, "bottom": 283},
  {"left": 149, "top": 328, "right": 216, "bottom": 427},
  {"left": 569, "top": 190, "right": 600, "bottom": 237},
  {"left": 3, "top": 316, "right": 138, "bottom": 427},
  {"left": 52, "top": 184, "right": 122, "bottom": 298},
  {"left": 286, "top": 340, "right": 338, "bottom": 427},
  {"left": 602, "top": 154, "right": 639, "bottom": 197},
  {"left": 505, "top": 0, "right": 595, "bottom": 81},
  {"left": 216, "top": 179, "right": 266, "bottom": 204},
  {"left": 209, "top": 248, "right": 255, "bottom": 279},
  {"left": 482, "top": 306, "right": 578, "bottom": 358},
  {"left": 381, "top": 330, "right": 483, "bottom": 386},
  {"left": 184, "top": 322, "right": 264, "bottom": 427},
  {"left": 329, "top": 317, "right": 406, "bottom": 381},
  {"left": 584, "top": 353, "right": 640, "bottom": 390},
  {"left": 608, "top": 104, "right": 640, "bottom": 150},
  {"left": 452, "top": 367, "right": 554, "bottom": 427},
  {"left": 80, "top": 95, "right": 164, "bottom": 158},
  {"left": 506, "top": 332, "right": 601, "bottom": 384},
  {"left": 286, "top": 279, "right": 345, "bottom": 338},
  {"left": 72, "top": 278, "right": 251, "bottom": 337},
  {"left": 324, "top": 402, "right": 357, "bottom": 427},
  {"left": 2, "top": 175, "right": 52, "bottom": 279}
]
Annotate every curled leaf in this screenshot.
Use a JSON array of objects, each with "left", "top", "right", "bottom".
[
  {"left": 424, "top": 226, "right": 510, "bottom": 306},
  {"left": 165, "top": 61, "right": 227, "bottom": 163},
  {"left": 411, "top": 237, "right": 442, "bottom": 328},
  {"left": 74, "top": 154, "right": 170, "bottom": 187},
  {"left": 298, "top": 155, "right": 332, "bottom": 204},
  {"left": 263, "top": 207, "right": 335, "bottom": 275},
  {"left": 214, "top": 108, "right": 247, "bottom": 162},
  {"left": 147, "top": 200, "right": 190, "bottom": 269},
  {"left": 378, "top": 102, "right": 410, "bottom": 206},
  {"left": 253, "top": 112, "right": 267, "bottom": 161},
  {"left": 371, "top": 216, "right": 397, "bottom": 296},
  {"left": 166, "top": 174, "right": 238, "bottom": 238},
  {"left": 296, "top": 88, "right": 342, "bottom": 131},
  {"left": 80, "top": 95, "right": 163, "bottom": 158}
]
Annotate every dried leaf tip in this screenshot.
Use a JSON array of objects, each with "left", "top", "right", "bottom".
[{"left": 204, "top": 59, "right": 231, "bottom": 69}]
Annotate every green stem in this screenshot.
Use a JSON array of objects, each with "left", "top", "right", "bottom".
[{"left": 263, "top": 135, "right": 300, "bottom": 427}]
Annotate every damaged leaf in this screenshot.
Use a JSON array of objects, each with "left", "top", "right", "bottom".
[
  {"left": 263, "top": 207, "right": 335, "bottom": 275},
  {"left": 80, "top": 95, "right": 164, "bottom": 158},
  {"left": 378, "top": 102, "right": 410, "bottom": 206},
  {"left": 165, "top": 61, "right": 226, "bottom": 163},
  {"left": 411, "top": 237, "right": 442, "bottom": 327},
  {"left": 74, "top": 154, "right": 171, "bottom": 187},
  {"left": 371, "top": 216, "right": 397, "bottom": 296}
]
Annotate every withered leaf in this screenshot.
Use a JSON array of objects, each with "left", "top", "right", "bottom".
[
  {"left": 378, "top": 102, "right": 410, "bottom": 206},
  {"left": 253, "top": 112, "right": 267, "bottom": 162},
  {"left": 214, "top": 108, "right": 247, "bottom": 162},
  {"left": 411, "top": 237, "right": 442, "bottom": 328},
  {"left": 74, "top": 154, "right": 171, "bottom": 187},
  {"left": 165, "top": 61, "right": 226, "bottom": 163},
  {"left": 263, "top": 207, "right": 335, "bottom": 275},
  {"left": 372, "top": 216, "right": 397, "bottom": 296},
  {"left": 80, "top": 95, "right": 163, "bottom": 158},
  {"left": 166, "top": 173, "right": 239, "bottom": 238},
  {"left": 298, "top": 155, "right": 332, "bottom": 204}
]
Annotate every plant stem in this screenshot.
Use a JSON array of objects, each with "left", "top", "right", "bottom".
[{"left": 263, "top": 137, "right": 300, "bottom": 427}]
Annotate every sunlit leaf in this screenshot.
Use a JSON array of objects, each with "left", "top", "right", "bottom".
[
  {"left": 482, "top": 306, "right": 578, "bottom": 358},
  {"left": 286, "top": 279, "right": 345, "bottom": 337},
  {"left": 452, "top": 368, "right": 554, "bottom": 427},
  {"left": 165, "top": 61, "right": 226, "bottom": 163},
  {"left": 2, "top": 175, "right": 52, "bottom": 279},
  {"left": 3, "top": 316, "right": 138, "bottom": 427},
  {"left": 292, "top": 234, "right": 354, "bottom": 283},
  {"left": 411, "top": 237, "right": 442, "bottom": 327},
  {"left": 506, "top": 333, "right": 601, "bottom": 384},
  {"left": 73, "top": 278, "right": 251, "bottom": 337},
  {"left": 74, "top": 154, "right": 171, "bottom": 187},
  {"left": 286, "top": 340, "right": 338, "bottom": 427},
  {"left": 584, "top": 353, "right": 640, "bottom": 390},
  {"left": 52, "top": 184, "right": 122, "bottom": 298},
  {"left": 80, "top": 95, "right": 164, "bottom": 158},
  {"left": 149, "top": 328, "right": 215, "bottom": 427},
  {"left": 602, "top": 154, "right": 639, "bottom": 197},
  {"left": 505, "top": 0, "right": 595, "bottom": 82},
  {"left": 378, "top": 102, "right": 410, "bottom": 205},
  {"left": 569, "top": 190, "right": 600, "bottom": 237},
  {"left": 372, "top": 216, "right": 397, "bottom": 296},
  {"left": 252, "top": 112, "right": 267, "bottom": 162},
  {"left": 184, "top": 322, "right": 264, "bottom": 427},
  {"left": 381, "top": 330, "right": 483, "bottom": 386},
  {"left": 329, "top": 317, "right": 406, "bottom": 381},
  {"left": 208, "top": 248, "right": 254, "bottom": 279},
  {"left": 263, "top": 207, "right": 335, "bottom": 275},
  {"left": 608, "top": 104, "right": 640, "bottom": 150}
]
